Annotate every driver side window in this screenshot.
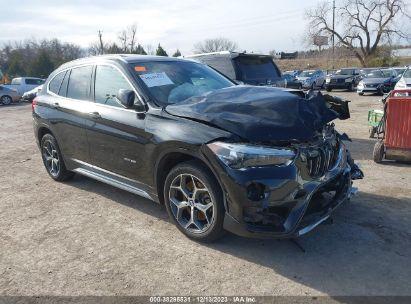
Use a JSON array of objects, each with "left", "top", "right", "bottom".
[{"left": 94, "top": 65, "right": 134, "bottom": 108}]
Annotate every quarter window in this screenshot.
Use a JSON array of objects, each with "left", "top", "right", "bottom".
[
  {"left": 48, "top": 72, "right": 66, "bottom": 95},
  {"left": 94, "top": 65, "right": 134, "bottom": 107},
  {"left": 67, "top": 66, "right": 93, "bottom": 101}
]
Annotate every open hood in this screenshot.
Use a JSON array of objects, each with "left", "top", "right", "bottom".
[{"left": 165, "top": 86, "right": 349, "bottom": 142}]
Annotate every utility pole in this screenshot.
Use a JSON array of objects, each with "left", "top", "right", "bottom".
[
  {"left": 98, "top": 30, "right": 104, "bottom": 55},
  {"left": 332, "top": 0, "right": 336, "bottom": 68}
]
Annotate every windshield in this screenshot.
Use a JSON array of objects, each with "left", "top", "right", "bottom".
[
  {"left": 234, "top": 56, "right": 281, "bottom": 82},
  {"left": 366, "top": 70, "right": 385, "bottom": 78},
  {"left": 335, "top": 69, "right": 354, "bottom": 75},
  {"left": 403, "top": 68, "right": 411, "bottom": 78},
  {"left": 132, "top": 61, "right": 234, "bottom": 105},
  {"left": 299, "top": 70, "right": 315, "bottom": 77}
]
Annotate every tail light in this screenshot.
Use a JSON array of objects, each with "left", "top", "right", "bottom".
[{"left": 32, "top": 97, "right": 38, "bottom": 111}]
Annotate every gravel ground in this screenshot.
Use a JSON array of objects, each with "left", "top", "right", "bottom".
[{"left": 0, "top": 92, "right": 410, "bottom": 297}]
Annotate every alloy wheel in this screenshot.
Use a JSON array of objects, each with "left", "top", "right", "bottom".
[
  {"left": 1, "top": 96, "right": 12, "bottom": 105},
  {"left": 42, "top": 140, "right": 60, "bottom": 177},
  {"left": 168, "top": 174, "right": 215, "bottom": 234}
]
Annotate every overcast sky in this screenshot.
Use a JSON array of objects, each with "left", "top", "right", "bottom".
[{"left": 0, "top": 0, "right": 409, "bottom": 55}]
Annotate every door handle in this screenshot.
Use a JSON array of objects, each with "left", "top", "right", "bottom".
[
  {"left": 52, "top": 102, "right": 60, "bottom": 108},
  {"left": 88, "top": 111, "right": 101, "bottom": 119}
]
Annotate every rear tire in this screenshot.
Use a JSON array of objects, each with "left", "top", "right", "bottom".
[
  {"left": 0, "top": 95, "right": 13, "bottom": 105},
  {"left": 40, "top": 134, "right": 74, "bottom": 181},
  {"left": 164, "top": 160, "right": 225, "bottom": 242},
  {"left": 373, "top": 140, "right": 385, "bottom": 163},
  {"left": 348, "top": 83, "right": 354, "bottom": 92},
  {"left": 358, "top": 92, "right": 364, "bottom": 96},
  {"left": 326, "top": 87, "right": 332, "bottom": 92}
]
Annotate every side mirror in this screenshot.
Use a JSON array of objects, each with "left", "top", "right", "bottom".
[{"left": 117, "top": 89, "right": 135, "bottom": 108}]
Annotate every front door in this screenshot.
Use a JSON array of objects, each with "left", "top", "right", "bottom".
[{"left": 85, "top": 64, "right": 151, "bottom": 183}]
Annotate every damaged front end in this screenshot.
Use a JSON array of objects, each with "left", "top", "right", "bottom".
[
  {"left": 203, "top": 123, "right": 363, "bottom": 239},
  {"left": 167, "top": 86, "right": 363, "bottom": 238}
]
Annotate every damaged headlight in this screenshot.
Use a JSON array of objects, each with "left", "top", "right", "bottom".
[{"left": 207, "top": 142, "right": 296, "bottom": 169}]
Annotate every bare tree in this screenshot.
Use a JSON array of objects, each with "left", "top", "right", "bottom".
[
  {"left": 193, "top": 37, "right": 238, "bottom": 54},
  {"left": 118, "top": 30, "right": 128, "bottom": 52},
  {"left": 306, "top": 0, "right": 410, "bottom": 66},
  {"left": 128, "top": 24, "right": 138, "bottom": 53}
]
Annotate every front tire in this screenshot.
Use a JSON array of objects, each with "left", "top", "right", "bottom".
[
  {"left": 0, "top": 95, "right": 13, "bottom": 105},
  {"left": 164, "top": 160, "right": 225, "bottom": 242},
  {"left": 40, "top": 134, "right": 74, "bottom": 181}
]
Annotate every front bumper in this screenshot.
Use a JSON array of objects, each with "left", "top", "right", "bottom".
[{"left": 204, "top": 142, "right": 362, "bottom": 239}]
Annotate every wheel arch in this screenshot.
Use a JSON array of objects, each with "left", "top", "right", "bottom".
[
  {"left": 154, "top": 150, "right": 223, "bottom": 206},
  {"left": 37, "top": 126, "right": 54, "bottom": 142}
]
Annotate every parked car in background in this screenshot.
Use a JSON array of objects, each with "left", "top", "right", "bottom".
[
  {"left": 32, "top": 54, "right": 362, "bottom": 242},
  {"left": 297, "top": 69, "right": 325, "bottom": 90},
  {"left": 21, "top": 85, "right": 43, "bottom": 102},
  {"left": 185, "top": 51, "right": 285, "bottom": 87},
  {"left": 282, "top": 73, "right": 302, "bottom": 89},
  {"left": 283, "top": 70, "right": 301, "bottom": 77},
  {"left": 392, "top": 67, "right": 407, "bottom": 77},
  {"left": 357, "top": 68, "right": 399, "bottom": 95},
  {"left": 325, "top": 68, "right": 361, "bottom": 91},
  {"left": 0, "top": 85, "right": 21, "bottom": 105},
  {"left": 4, "top": 77, "right": 45, "bottom": 95},
  {"left": 394, "top": 67, "right": 411, "bottom": 90}
]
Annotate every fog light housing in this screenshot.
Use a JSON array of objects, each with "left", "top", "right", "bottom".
[{"left": 247, "top": 182, "right": 266, "bottom": 201}]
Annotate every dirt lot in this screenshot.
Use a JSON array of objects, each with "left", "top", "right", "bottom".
[{"left": 0, "top": 91, "right": 410, "bottom": 297}]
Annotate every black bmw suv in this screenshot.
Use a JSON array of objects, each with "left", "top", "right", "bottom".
[{"left": 33, "top": 55, "right": 362, "bottom": 242}]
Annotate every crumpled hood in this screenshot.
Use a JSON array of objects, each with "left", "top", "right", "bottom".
[{"left": 165, "top": 86, "right": 341, "bottom": 142}]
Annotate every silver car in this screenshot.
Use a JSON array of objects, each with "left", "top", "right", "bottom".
[
  {"left": 297, "top": 70, "right": 326, "bottom": 89},
  {"left": 0, "top": 85, "right": 21, "bottom": 105},
  {"left": 394, "top": 67, "right": 411, "bottom": 90}
]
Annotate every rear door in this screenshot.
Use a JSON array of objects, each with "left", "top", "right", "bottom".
[
  {"left": 85, "top": 63, "right": 150, "bottom": 182},
  {"left": 47, "top": 65, "right": 94, "bottom": 166}
]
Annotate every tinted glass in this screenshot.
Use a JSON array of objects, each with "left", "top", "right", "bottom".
[
  {"left": 48, "top": 72, "right": 66, "bottom": 94},
  {"left": 132, "top": 61, "right": 233, "bottom": 105},
  {"left": 26, "top": 78, "right": 44, "bottom": 85},
  {"left": 234, "top": 56, "right": 281, "bottom": 82},
  {"left": 67, "top": 66, "right": 93, "bottom": 100},
  {"left": 198, "top": 56, "right": 236, "bottom": 80},
  {"left": 95, "top": 65, "right": 133, "bottom": 107},
  {"left": 335, "top": 69, "right": 354, "bottom": 75}
]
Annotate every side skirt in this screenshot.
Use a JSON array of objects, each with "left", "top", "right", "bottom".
[{"left": 71, "top": 160, "right": 158, "bottom": 203}]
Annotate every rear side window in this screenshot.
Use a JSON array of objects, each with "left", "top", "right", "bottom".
[
  {"left": 94, "top": 65, "right": 134, "bottom": 108},
  {"left": 48, "top": 72, "right": 66, "bottom": 95},
  {"left": 67, "top": 66, "right": 93, "bottom": 101},
  {"left": 26, "top": 78, "right": 44, "bottom": 85},
  {"left": 11, "top": 78, "right": 21, "bottom": 85}
]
